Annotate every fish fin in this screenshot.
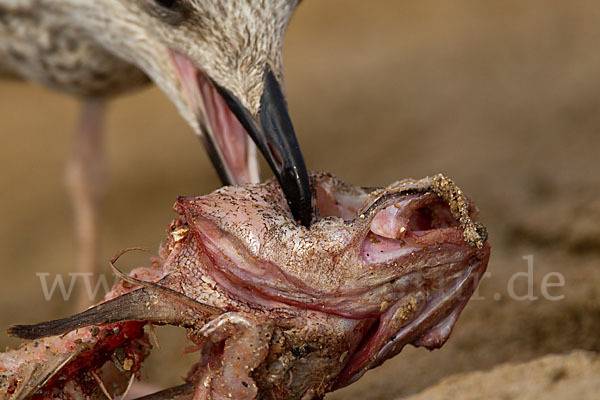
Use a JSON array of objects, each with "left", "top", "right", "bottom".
[{"left": 8, "top": 249, "right": 223, "bottom": 340}]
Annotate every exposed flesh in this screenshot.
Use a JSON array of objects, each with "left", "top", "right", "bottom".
[{"left": 1, "top": 172, "right": 490, "bottom": 400}]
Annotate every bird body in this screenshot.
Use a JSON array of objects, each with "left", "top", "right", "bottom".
[
  {"left": 1, "top": 0, "right": 293, "bottom": 131},
  {"left": 1, "top": 0, "right": 312, "bottom": 308},
  {"left": 0, "top": 1, "right": 149, "bottom": 97},
  {"left": 1, "top": 0, "right": 311, "bottom": 218}
]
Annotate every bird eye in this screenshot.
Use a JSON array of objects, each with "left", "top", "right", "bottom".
[
  {"left": 144, "top": 0, "right": 188, "bottom": 25},
  {"left": 155, "top": 0, "right": 178, "bottom": 9}
]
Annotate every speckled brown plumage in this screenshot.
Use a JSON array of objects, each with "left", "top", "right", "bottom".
[
  {"left": 0, "top": 2, "right": 149, "bottom": 97},
  {"left": 0, "top": 0, "right": 304, "bottom": 308},
  {"left": 0, "top": 0, "right": 297, "bottom": 120}
]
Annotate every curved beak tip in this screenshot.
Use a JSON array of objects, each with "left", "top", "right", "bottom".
[
  {"left": 258, "top": 69, "right": 312, "bottom": 226},
  {"left": 211, "top": 67, "right": 313, "bottom": 226}
]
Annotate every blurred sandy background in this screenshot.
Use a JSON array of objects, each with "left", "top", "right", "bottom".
[{"left": 1, "top": 0, "right": 599, "bottom": 398}]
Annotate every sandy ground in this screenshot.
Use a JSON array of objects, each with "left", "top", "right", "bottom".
[
  {"left": 403, "top": 351, "right": 600, "bottom": 400},
  {"left": 1, "top": 0, "right": 599, "bottom": 398}
]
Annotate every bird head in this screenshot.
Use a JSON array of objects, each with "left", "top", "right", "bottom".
[{"left": 109, "top": 0, "right": 311, "bottom": 225}]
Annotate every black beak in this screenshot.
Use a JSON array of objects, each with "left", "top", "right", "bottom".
[{"left": 214, "top": 67, "right": 312, "bottom": 227}]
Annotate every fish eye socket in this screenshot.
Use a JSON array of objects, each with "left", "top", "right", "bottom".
[{"left": 145, "top": 0, "right": 188, "bottom": 25}]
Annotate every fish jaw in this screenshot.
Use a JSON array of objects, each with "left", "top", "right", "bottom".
[{"left": 334, "top": 242, "right": 490, "bottom": 388}]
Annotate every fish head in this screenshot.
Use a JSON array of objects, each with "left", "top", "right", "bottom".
[
  {"left": 4, "top": 172, "right": 489, "bottom": 399},
  {"left": 176, "top": 172, "right": 490, "bottom": 389}
]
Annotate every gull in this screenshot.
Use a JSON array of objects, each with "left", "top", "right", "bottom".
[{"left": 0, "top": 0, "right": 311, "bottom": 306}]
